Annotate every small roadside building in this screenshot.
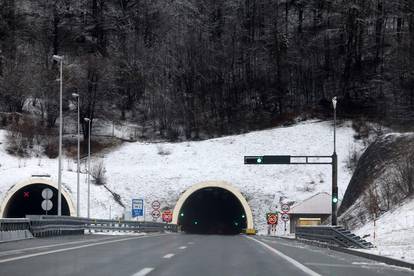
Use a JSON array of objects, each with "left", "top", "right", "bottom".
[{"left": 289, "top": 192, "right": 332, "bottom": 233}]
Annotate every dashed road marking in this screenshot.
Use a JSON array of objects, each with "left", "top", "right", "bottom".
[
  {"left": 188, "top": 242, "right": 194, "bottom": 245},
  {"left": 179, "top": 246, "right": 187, "bottom": 249},
  {"left": 163, "top": 253, "right": 175, "bottom": 259},
  {"left": 132, "top": 267, "right": 154, "bottom": 276}
]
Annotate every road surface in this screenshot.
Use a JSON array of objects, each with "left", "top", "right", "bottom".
[{"left": 0, "top": 233, "right": 412, "bottom": 276}]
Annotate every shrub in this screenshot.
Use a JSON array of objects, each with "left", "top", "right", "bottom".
[
  {"left": 44, "top": 138, "right": 59, "bottom": 158},
  {"left": 91, "top": 160, "right": 106, "bottom": 185},
  {"left": 157, "top": 145, "right": 171, "bottom": 156}
]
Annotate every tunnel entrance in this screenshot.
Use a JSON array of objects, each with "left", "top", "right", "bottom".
[
  {"left": 178, "top": 187, "right": 247, "bottom": 235},
  {"left": 3, "top": 183, "right": 70, "bottom": 218}
]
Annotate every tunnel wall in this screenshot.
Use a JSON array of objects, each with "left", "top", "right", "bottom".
[
  {"left": 172, "top": 181, "right": 254, "bottom": 231},
  {"left": 0, "top": 177, "right": 76, "bottom": 218}
]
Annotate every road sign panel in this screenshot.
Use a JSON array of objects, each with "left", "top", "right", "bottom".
[
  {"left": 281, "top": 204, "right": 290, "bottom": 213},
  {"left": 162, "top": 210, "right": 173, "bottom": 223},
  {"left": 281, "top": 213, "right": 290, "bottom": 222},
  {"left": 42, "top": 188, "right": 53, "bottom": 200},
  {"left": 41, "top": 200, "right": 53, "bottom": 211},
  {"left": 244, "top": 155, "right": 291, "bottom": 165},
  {"left": 266, "top": 213, "right": 278, "bottom": 225},
  {"left": 151, "top": 200, "right": 161, "bottom": 210},
  {"left": 151, "top": 210, "right": 161, "bottom": 219},
  {"left": 132, "top": 199, "right": 144, "bottom": 217}
]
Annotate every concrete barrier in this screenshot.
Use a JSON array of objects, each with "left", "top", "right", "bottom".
[{"left": 0, "top": 230, "right": 33, "bottom": 243}]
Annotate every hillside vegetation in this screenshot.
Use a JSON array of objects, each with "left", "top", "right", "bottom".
[
  {"left": 0, "top": 0, "right": 413, "bottom": 142},
  {"left": 339, "top": 133, "right": 414, "bottom": 229}
]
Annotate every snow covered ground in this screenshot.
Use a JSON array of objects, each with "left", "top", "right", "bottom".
[
  {"left": 354, "top": 198, "right": 414, "bottom": 263},
  {"left": 0, "top": 120, "right": 362, "bottom": 234}
]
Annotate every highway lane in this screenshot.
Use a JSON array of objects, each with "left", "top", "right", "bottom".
[{"left": 0, "top": 233, "right": 412, "bottom": 276}]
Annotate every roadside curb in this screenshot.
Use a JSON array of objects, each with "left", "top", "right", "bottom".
[{"left": 277, "top": 236, "right": 414, "bottom": 271}]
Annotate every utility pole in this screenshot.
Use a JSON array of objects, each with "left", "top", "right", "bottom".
[
  {"left": 73, "top": 93, "right": 80, "bottom": 217},
  {"left": 52, "top": 54, "right": 64, "bottom": 216},
  {"left": 332, "top": 97, "right": 338, "bottom": 226}
]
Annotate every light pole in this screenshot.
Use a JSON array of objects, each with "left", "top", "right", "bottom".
[
  {"left": 72, "top": 93, "right": 80, "bottom": 217},
  {"left": 332, "top": 96, "right": 338, "bottom": 226},
  {"left": 52, "top": 54, "right": 64, "bottom": 216},
  {"left": 84, "top": 118, "right": 91, "bottom": 219}
]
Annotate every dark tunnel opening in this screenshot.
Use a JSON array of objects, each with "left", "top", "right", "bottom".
[
  {"left": 178, "top": 187, "right": 247, "bottom": 235},
  {"left": 3, "top": 184, "right": 70, "bottom": 218}
]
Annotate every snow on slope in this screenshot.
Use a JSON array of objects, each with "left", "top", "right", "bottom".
[
  {"left": 354, "top": 198, "right": 414, "bottom": 263},
  {"left": 0, "top": 120, "right": 362, "bottom": 233}
]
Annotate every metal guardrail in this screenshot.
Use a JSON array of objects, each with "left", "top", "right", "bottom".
[
  {"left": 0, "top": 218, "right": 31, "bottom": 231},
  {"left": 26, "top": 215, "right": 178, "bottom": 237},
  {"left": 295, "top": 225, "right": 374, "bottom": 249},
  {"left": 0, "top": 218, "right": 33, "bottom": 242}
]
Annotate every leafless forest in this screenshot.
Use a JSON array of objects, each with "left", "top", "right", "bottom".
[{"left": 1, "top": 0, "right": 413, "bottom": 141}]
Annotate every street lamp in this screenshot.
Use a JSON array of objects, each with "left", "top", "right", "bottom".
[
  {"left": 52, "top": 54, "right": 64, "bottom": 216},
  {"left": 332, "top": 96, "right": 337, "bottom": 154},
  {"left": 84, "top": 118, "right": 91, "bottom": 219},
  {"left": 72, "top": 93, "right": 80, "bottom": 217},
  {"left": 332, "top": 96, "right": 338, "bottom": 226}
]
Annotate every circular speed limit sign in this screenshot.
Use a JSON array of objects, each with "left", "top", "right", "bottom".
[
  {"left": 281, "top": 213, "right": 290, "bottom": 222},
  {"left": 151, "top": 210, "right": 161, "bottom": 219},
  {"left": 281, "top": 204, "right": 290, "bottom": 213},
  {"left": 151, "top": 200, "right": 161, "bottom": 210}
]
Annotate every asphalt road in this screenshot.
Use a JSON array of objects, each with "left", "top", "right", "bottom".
[{"left": 0, "top": 233, "right": 412, "bottom": 276}]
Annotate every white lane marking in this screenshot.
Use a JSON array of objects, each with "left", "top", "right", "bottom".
[
  {"left": 0, "top": 234, "right": 165, "bottom": 264},
  {"left": 306, "top": 262, "right": 365, "bottom": 268},
  {"left": 245, "top": 236, "right": 321, "bottom": 276},
  {"left": 132, "top": 267, "right": 154, "bottom": 276},
  {"left": 188, "top": 242, "right": 194, "bottom": 245},
  {"left": 163, "top": 253, "right": 175, "bottom": 259},
  {"left": 179, "top": 246, "right": 187, "bottom": 249},
  {"left": 0, "top": 236, "right": 117, "bottom": 257}
]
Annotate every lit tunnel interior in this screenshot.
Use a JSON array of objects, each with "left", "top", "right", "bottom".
[
  {"left": 3, "top": 184, "right": 70, "bottom": 218},
  {"left": 178, "top": 187, "right": 247, "bottom": 235}
]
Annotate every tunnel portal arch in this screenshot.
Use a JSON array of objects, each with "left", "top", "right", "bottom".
[
  {"left": 172, "top": 181, "right": 254, "bottom": 232},
  {"left": 0, "top": 178, "right": 76, "bottom": 218}
]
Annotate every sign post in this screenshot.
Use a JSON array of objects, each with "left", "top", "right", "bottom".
[
  {"left": 266, "top": 212, "right": 278, "bottom": 236},
  {"left": 162, "top": 210, "right": 173, "bottom": 223},
  {"left": 151, "top": 200, "right": 161, "bottom": 222},
  {"left": 132, "top": 199, "right": 144, "bottom": 218},
  {"left": 41, "top": 188, "right": 53, "bottom": 215}
]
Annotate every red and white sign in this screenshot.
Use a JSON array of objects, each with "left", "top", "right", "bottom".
[
  {"left": 151, "top": 210, "right": 161, "bottom": 219},
  {"left": 281, "top": 204, "right": 290, "bottom": 213},
  {"left": 162, "top": 210, "right": 173, "bottom": 223},
  {"left": 151, "top": 200, "right": 161, "bottom": 210},
  {"left": 267, "top": 213, "right": 278, "bottom": 225},
  {"left": 281, "top": 213, "right": 290, "bottom": 222}
]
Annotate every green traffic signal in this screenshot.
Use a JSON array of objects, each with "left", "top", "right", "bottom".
[
  {"left": 257, "top": 157, "right": 263, "bottom": 163},
  {"left": 332, "top": 197, "right": 338, "bottom": 203},
  {"left": 194, "top": 221, "right": 198, "bottom": 225},
  {"left": 241, "top": 214, "right": 245, "bottom": 218},
  {"left": 180, "top": 213, "right": 184, "bottom": 217}
]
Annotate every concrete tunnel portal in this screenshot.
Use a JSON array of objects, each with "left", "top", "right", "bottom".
[
  {"left": 0, "top": 178, "right": 75, "bottom": 218},
  {"left": 173, "top": 182, "right": 254, "bottom": 235}
]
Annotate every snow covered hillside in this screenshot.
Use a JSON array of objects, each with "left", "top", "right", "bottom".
[
  {"left": 0, "top": 120, "right": 363, "bottom": 233},
  {"left": 354, "top": 198, "right": 414, "bottom": 263}
]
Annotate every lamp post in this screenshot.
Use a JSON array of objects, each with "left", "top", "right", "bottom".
[
  {"left": 72, "top": 93, "right": 80, "bottom": 217},
  {"left": 84, "top": 118, "right": 91, "bottom": 219},
  {"left": 332, "top": 96, "right": 338, "bottom": 226},
  {"left": 52, "top": 54, "right": 64, "bottom": 216}
]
